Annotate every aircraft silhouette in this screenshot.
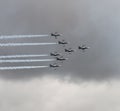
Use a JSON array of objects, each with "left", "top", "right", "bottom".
[
  {"left": 64, "top": 48, "right": 75, "bottom": 54},
  {"left": 58, "top": 40, "right": 68, "bottom": 47},
  {"left": 78, "top": 45, "right": 89, "bottom": 52},
  {"left": 49, "top": 63, "right": 61, "bottom": 70},
  {"left": 51, "top": 32, "right": 61, "bottom": 39},
  {"left": 56, "top": 56, "right": 68, "bottom": 61},
  {"left": 50, "top": 52, "right": 61, "bottom": 57}
]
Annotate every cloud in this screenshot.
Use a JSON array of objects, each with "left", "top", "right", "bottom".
[{"left": 0, "top": 76, "right": 119, "bottom": 111}]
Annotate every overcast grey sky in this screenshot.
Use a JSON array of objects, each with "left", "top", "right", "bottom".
[
  {"left": 0, "top": 0, "right": 120, "bottom": 111},
  {"left": 0, "top": 0, "right": 119, "bottom": 81}
]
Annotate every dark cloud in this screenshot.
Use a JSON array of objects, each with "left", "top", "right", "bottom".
[{"left": 0, "top": 0, "right": 120, "bottom": 80}]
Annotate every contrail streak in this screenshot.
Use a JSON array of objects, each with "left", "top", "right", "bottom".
[
  {"left": 0, "top": 35, "right": 49, "bottom": 39},
  {"left": 0, "top": 54, "right": 49, "bottom": 59},
  {"left": 0, "top": 43, "right": 58, "bottom": 47},
  {"left": 0, "top": 66, "right": 49, "bottom": 70},
  {"left": 0, "top": 59, "right": 56, "bottom": 63}
]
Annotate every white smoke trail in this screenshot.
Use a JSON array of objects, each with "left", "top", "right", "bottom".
[
  {"left": 0, "top": 59, "right": 56, "bottom": 63},
  {"left": 0, "top": 43, "right": 58, "bottom": 47},
  {"left": 0, "top": 54, "right": 49, "bottom": 59},
  {"left": 0, "top": 35, "right": 49, "bottom": 39},
  {"left": 0, "top": 66, "right": 49, "bottom": 70}
]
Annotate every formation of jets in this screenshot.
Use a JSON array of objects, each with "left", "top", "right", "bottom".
[
  {"left": 49, "top": 33, "right": 90, "bottom": 69},
  {"left": 0, "top": 32, "right": 89, "bottom": 70}
]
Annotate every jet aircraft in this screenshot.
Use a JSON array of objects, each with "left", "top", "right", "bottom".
[
  {"left": 49, "top": 63, "right": 61, "bottom": 70},
  {"left": 64, "top": 48, "right": 75, "bottom": 54},
  {"left": 50, "top": 52, "right": 61, "bottom": 57},
  {"left": 51, "top": 32, "right": 61, "bottom": 39},
  {"left": 78, "top": 45, "right": 89, "bottom": 52},
  {"left": 56, "top": 56, "right": 68, "bottom": 61},
  {"left": 58, "top": 40, "right": 68, "bottom": 47}
]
